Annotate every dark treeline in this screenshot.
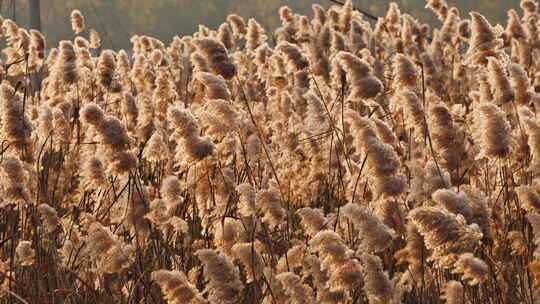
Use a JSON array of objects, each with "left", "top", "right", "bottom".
[{"left": 4, "top": 0, "right": 519, "bottom": 50}]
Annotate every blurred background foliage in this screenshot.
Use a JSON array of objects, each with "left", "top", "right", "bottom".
[{"left": 3, "top": 0, "right": 521, "bottom": 50}]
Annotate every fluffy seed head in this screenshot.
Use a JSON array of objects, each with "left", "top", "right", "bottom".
[{"left": 70, "top": 10, "right": 85, "bottom": 34}]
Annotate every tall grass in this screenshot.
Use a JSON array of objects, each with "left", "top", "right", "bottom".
[{"left": 0, "top": 0, "right": 540, "bottom": 303}]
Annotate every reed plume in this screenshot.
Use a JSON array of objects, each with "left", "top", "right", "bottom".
[
  {"left": 70, "top": 10, "right": 85, "bottom": 34},
  {"left": 195, "top": 249, "right": 243, "bottom": 304}
]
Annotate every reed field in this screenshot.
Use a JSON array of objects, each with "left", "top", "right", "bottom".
[{"left": 1, "top": 0, "right": 540, "bottom": 303}]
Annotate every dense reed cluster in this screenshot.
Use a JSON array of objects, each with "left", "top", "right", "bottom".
[{"left": 2, "top": 0, "right": 540, "bottom": 303}]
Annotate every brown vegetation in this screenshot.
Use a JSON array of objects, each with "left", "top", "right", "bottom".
[{"left": 1, "top": 0, "right": 540, "bottom": 303}]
